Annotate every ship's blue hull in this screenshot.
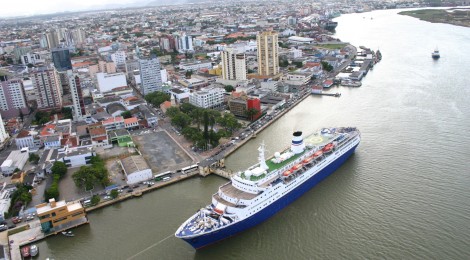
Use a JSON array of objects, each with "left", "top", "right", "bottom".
[{"left": 182, "top": 143, "right": 359, "bottom": 249}]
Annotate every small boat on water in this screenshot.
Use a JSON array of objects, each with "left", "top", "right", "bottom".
[
  {"left": 30, "top": 244, "right": 39, "bottom": 257},
  {"left": 21, "top": 245, "right": 30, "bottom": 257},
  {"left": 432, "top": 48, "right": 440, "bottom": 59},
  {"left": 62, "top": 231, "right": 75, "bottom": 237}
]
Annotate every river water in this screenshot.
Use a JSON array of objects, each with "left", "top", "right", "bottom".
[{"left": 35, "top": 9, "right": 470, "bottom": 259}]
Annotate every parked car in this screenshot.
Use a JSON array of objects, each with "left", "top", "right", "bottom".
[
  {"left": 0, "top": 225, "right": 7, "bottom": 232},
  {"left": 12, "top": 217, "right": 21, "bottom": 224}
]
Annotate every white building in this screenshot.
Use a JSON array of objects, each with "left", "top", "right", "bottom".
[
  {"left": 290, "top": 48, "right": 303, "bottom": 58},
  {"left": 0, "top": 75, "right": 29, "bottom": 119},
  {"left": 58, "top": 147, "right": 95, "bottom": 168},
  {"left": 179, "top": 34, "right": 194, "bottom": 52},
  {"left": 111, "top": 51, "right": 127, "bottom": 65},
  {"left": 189, "top": 86, "right": 225, "bottom": 109},
  {"left": 288, "top": 36, "right": 316, "bottom": 44},
  {"left": 96, "top": 72, "right": 127, "bottom": 93},
  {"left": 21, "top": 52, "right": 45, "bottom": 65},
  {"left": 221, "top": 47, "right": 247, "bottom": 81},
  {"left": 15, "top": 130, "right": 39, "bottom": 150},
  {"left": 179, "top": 61, "right": 212, "bottom": 72},
  {"left": 68, "top": 70, "right": 85, "bottom": 120},
  {"left": 120, "top": 155, "right": 152, "bottom": 185},
  {"left": 1, "top": 148, "right": 29, "bottom": 176},
  {"left": 0, "top": 113, "right": 8, "bottom": 144},
  {"left": 139, "top": 57, "right": 162, "bottom": 95}
]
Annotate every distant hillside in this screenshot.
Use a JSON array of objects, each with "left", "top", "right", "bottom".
[{"left": 146, "top": 0, "right": 215, "bottom": 6}]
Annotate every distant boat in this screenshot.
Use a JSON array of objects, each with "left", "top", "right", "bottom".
[
  {"left": 30, "top": 244, "right": 39, "bottom": 257},
  {"left": 432, "top": 48, "right": 440, "bottom": 59},
  {"left": 62, "top": 231, "right": 75, "bottom": 237}
]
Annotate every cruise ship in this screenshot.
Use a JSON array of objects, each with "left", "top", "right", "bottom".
[{"left": 175, "top": 127, "right": 361, "bottom": 249}]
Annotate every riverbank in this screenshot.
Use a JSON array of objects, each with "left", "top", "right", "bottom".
[{"left": 399, "top": 8, "right": 470, "bottom": 28}]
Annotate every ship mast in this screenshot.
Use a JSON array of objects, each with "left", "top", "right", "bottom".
[{"left": 258, "top": 142, "right": 268, "bottom": 170}]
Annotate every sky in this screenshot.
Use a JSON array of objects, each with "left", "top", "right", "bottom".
[{"left": 0, "top": 0, "right": 142, "bottom": 18}]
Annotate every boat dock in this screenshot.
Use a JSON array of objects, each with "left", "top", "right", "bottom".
[
  {"left": 311, "top": 92, "right": 341, "bottom": 97},
  {"left": 4, "top": 218, "right": 89, "bottom": 260}
]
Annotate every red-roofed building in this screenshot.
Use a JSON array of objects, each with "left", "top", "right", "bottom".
[
  {"left": 102, "top": 116, "right": 124, "bottom": 130},
  {"left": 160, "top": 101, "right": 172, "bottom": 114},
  {"left": 124, "top": 117, "right": 139, "bottom": 130},
  {"left": 89, "top": 125, "right": 109, "bottom": 147}
]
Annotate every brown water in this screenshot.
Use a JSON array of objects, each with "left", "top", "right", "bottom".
[{"left": 35, "top": 9, "right": 470, "bottom": 260}]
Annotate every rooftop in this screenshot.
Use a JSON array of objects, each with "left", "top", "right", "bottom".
[{"left": 121, "top": 155, "right": 150, "bottom": 174}]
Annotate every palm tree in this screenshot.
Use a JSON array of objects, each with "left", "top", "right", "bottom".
[{"left": 245, "top": 108, "right": 260, "bottom": 122}]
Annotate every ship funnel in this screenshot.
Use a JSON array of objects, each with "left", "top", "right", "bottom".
[{"left": 291, "top": 131, "right": 305, "bottom": 154}]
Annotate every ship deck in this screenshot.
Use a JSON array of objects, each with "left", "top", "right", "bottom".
[
  {"left": 265, "top": 132, "right": 337, "bottom": 172},
  {"left": 220, "top": 184, "right": 258, "bottom": 200},
  {"left": 214, "top": 194, "right": 243, "bottom": 208}
]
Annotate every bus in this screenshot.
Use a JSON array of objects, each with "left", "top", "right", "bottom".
[
  {"left": 154, "top": 171, "right": 173, "bottom": 181},
  {"left": 181, "top": 164, "right": 198, "bottom": 174}
]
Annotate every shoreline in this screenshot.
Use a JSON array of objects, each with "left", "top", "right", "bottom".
[{"left": 399, "top": 8, "right": 470, "bottom": 28}]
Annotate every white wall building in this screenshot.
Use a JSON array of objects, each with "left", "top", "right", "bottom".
[
  {"left": 120, "top": 155, "right": 152, "bottom": 185},
  {"left": 179, "top": 61, "right": 212, "bottom": 72},
  {"left": 68, "top": 70, "right": 85, "bottom": 120},
  {"left": 58, "top": 147, "right": 95, "bottom": 168},
  {"left": 96, "top": 72, "right": 127, "bottom": 93},
  {"left": 1, "top": 148, "right": 29, "bottom": 176},
  {"left": 111, "top": 51, "right": 127, "bottom": 65},
  {"left": 15, "top": 130, "right": 39, "bottom": 150},
  {"left": 179, "top": 34, "right": 194, "bottom": 52},
  {"left": 139, "top": 57, "right": 162, "bottom": 95},
  {"left": 0, "top": 113, "right": 8, "bottom": 144},
  {"left": 189, "top": 86, "right": 225, "bottom": 109},
  {"left": 221, "top": 47, "right": 247, "bottom": 81}
]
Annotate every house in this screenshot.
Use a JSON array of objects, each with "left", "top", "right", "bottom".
[
  {"left": 137, "top": 105, "right": 158, "bottom": 127},
  {"left": 102, "top": 116, "right": 125, "bottom": 130},
  {"left": 120, "top": 155, "right": 152, "bottom": 184},
  {"left": 89, "top": 124, "right": 109, "bottom": 147},
  {"left": 106, "top": 103, "right": 127, "bottom": 117},
  {"left": 124, "top": 117, "right": 139, "bottom": 130},
  {"left": 15, "top": 130, "right": 41, "bottom": 150}
]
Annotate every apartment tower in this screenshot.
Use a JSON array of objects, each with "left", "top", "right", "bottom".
[
  {"left": 256, "top": 31, "right": 279, "bottom": 76},
  {"left": 221, "top": 47, "right": 247, "bottom": 81}
]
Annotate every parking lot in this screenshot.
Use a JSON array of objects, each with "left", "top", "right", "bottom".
[{"left": 133, "top": 131, "right": 193, "bottom": 173}]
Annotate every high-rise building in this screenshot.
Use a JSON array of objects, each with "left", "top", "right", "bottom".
[
  {"left": 0, "top": 72, "right": 29, "bottom": 119},
  {"left": 45, "top": 30, "right": 60, "bottom": 49},
  {"left": 51, "top": 47, "right": 72, "bottom": 72},
  {"left": 71, "top": 28, "right": 87, "bottom": 44},
  {"left": 67, "top": 70, "right": 86, "bottom": 120},
  {"left": 0, "top": 113, "right": 8, "bottom": 143},
  {"left": 31, "top": 67, "right": 62, "bottom": 110},
  {"left": 178, "top": 34, "right": 193, "bottom": 52},
  {"left": 257, "top": 31, "right": 279, "bottom": 76},
  {"left": 138, "top": 56, "right": 162, "bottom": 95},
  {"left": 221, "top": 47, "right": 247, "bottom": 81}
]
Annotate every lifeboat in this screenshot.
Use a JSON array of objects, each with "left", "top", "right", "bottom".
[
  {"left": 313, "top": 150, "right": 323, "bottom": 157},
  {"left": 303, "top": 156, "right": 314, "bottom": 164},
  {"left": 292, "top": 164, "right": 303, "bottom": 172},
  {"left": 323, "top": 143, "right": 335, "bottom": 152},
  {"left": 283, "top": 170, "right": 293, "bottom": 177}
]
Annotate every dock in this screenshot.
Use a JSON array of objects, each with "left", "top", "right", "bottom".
[{"left": 311, "top": 92, "right": 341, "bottom": 97}]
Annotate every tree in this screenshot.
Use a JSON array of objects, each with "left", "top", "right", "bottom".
[
  {"left": 165, "top": 107, "right": 180, "bottom": 118},
  {"left": 121, "top": 111, "right": 132, "bottom": 119},
  {"left": 171, "top": 113, "right": 192, "bottom": 129},
  {"left": 224, "top": 85, "right": 235, "bottom": 92},
  {"left": 321, "top": 61, "right": 334, "bottom": 72},
  {"left": 18, "top": 109, "right": 24, "bottom": 122},
  {"left": 51, "top": 161, "right": 67, "bottom": 178},
  {"left": 245, "top": 108, "right": 260, "bottom": 121},
  {"left": 61, "top": 107, "right": 73, "bottom": 120},
  {"left": 144, "top": 92, "right": 170, "bottom": 107},
  {"left": 72, "top": 166, "right": 98, "bottom": 191},
  {"left": 110, "top": 189, "right": 119, "bottom": 199},
  {"left": 185, "top": 70, "right": 193, "bottom": 79},
  {"left": 29, "top": 153, "right": 40, "bottom": 164},
  {"left": 91, "top": 195, "right": 100, "bottom": 206}
]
